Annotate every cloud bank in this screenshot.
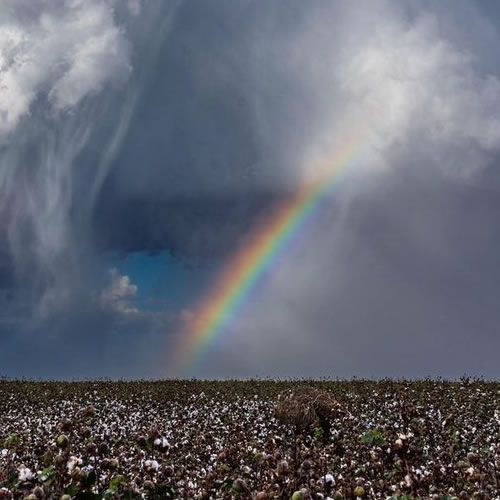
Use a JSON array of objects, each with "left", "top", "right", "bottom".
[{"left": 0, "top": 0, "right": 135, "bottom": 316}]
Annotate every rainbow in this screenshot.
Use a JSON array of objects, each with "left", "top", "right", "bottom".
[{"left": 173, "top": 135, "right": 368, "bottom": 376}]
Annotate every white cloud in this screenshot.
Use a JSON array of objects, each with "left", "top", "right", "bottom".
[
  {"left": 100, "top": 268, "right": 139, "bottom": 316},
  {"left": 247, "top": 2, "right": 500, "bottom": 188},
  {"left": 337, "top": 12, "right": 500, "bottom": 176},
  {"left": 0, "top": 0, "right": 131, "bottom": 137}
]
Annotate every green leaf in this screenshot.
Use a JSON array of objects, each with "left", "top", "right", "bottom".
[
  {"left": 66, "top": 482, "right": 81, "bottom": 496},
  {"left": 108, "top": 474, "right": 127, "bottom": 493},
  {"left": 3, "top": 434, "right": 20, "bottom": 449},
  {"left": 361, "top": 429, "right": 385, "bottom": 446},
  {"left": 314, "top": 427, "right": 325, "bottom": 441},
  {"left": 38, "top": 466, "right": 55, "bottom": 483}
]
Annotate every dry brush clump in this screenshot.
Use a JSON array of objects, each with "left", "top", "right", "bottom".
[{"left": 275, "top": 387, "right": 342, "bottom": 441}]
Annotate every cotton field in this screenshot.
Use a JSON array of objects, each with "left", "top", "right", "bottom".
[{"left": 0, "top": 380, "right": 499, "bottom": 499}]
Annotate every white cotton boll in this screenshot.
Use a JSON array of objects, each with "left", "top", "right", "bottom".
[
  {"left": 82, "top": 465, "right": 94, "bottom": 474},
  {"left": 67, "top": 456, "right": 82, "bottom": 472},
  {"left": 145, "top": 459, "right": 160, "bottom": 472},
  {"left": 323, "top": 473, "right": 335, "bottom": 485},
  {"left": 18, "top": 465, "right": 34, "bottom": 482}
]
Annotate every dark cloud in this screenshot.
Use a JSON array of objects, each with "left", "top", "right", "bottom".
[
  {"left": 0, "top": 275, "right": 172, "bottom": 379},
  {"left": 195, "top": 167, "right": 500, "bottom": 379},
  {"left": 93, "top": 193, "right": 289, "bottom": 260},
  {"left": 94, "top": 0, "right": 500, "bottom": 258}
]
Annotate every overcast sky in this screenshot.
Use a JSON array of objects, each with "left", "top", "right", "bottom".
[{"left": 1, "top": 0, "right": 500, "bottom": 379}]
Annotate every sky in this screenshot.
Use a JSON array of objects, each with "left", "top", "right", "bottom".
[{"left": 1, "top": 0, "right": 500, "bottom": 379}]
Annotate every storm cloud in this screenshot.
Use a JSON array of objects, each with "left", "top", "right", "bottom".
[{"left": 1, "top": 0, "right": 500, "bottom": 378}]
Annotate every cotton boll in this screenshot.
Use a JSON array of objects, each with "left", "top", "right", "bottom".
[
  {"left": 323, "top": 473, "right": 335, "bottom": 485},
  {"left": 144, "top": 459, "right": 160, "bottom": 472},
  {"left": 18, "top": 465, "right": 34, "bottom": 482}
]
